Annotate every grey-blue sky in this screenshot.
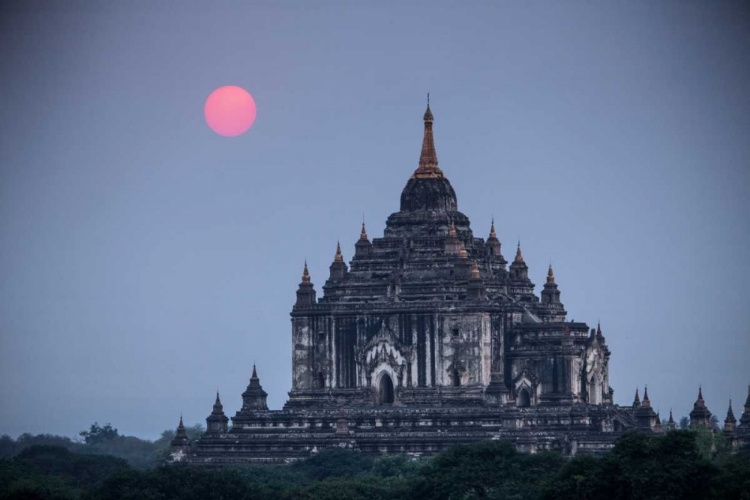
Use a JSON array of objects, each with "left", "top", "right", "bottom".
[{"left": 1, "top": 1, "right": 748, "bottom": 439}]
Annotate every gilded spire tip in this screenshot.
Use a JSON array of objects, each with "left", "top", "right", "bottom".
[
  {"left": 514, "top": 241, "right": 524, "bottom": 263},
  {"left": 302, "top": 261, "right": 311, "bottom": 283},
  {"left": 334, "top": 241, "right": 343, "bottom": 262},
  {"left": 413, "top": 96, "right": 442, "bottom": 178}
]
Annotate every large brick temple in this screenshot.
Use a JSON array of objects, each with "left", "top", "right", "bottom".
[{"left": 171, "top": 102, "right": 750, "bottom": 464}]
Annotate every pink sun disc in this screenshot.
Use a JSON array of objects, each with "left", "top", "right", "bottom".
[{"left": 204, "top": 86, "right": 257, "bottom": 137}]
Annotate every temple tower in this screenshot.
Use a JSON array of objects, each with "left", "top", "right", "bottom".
[
  {"left": 169, "top": 416, "right": 191, "bottom": 462},
  {"left": 205, "top": 392, "right": 229, "bottom": 434},
  {"left": 689, "top": 387, "right": 713, "bottom": 428}
]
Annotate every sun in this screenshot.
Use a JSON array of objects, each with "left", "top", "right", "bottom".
[{"left": 204, "top": 86, "right": 257, "bottom": 137}]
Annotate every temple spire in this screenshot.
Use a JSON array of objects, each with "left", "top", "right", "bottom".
[
  {"left": 724, "top": 399, "right": 737, "bottom": 432},
  {"left": 334, "top": 241, "right": 344, "bottom": 262},
  {"left": 642, "top": 385, "right": 651, "bottom": 407},
  {"left": 302, "top": 261, "right": 310, "bottom": 284},
  {"left": 515, "top": 241, "right": 524, "bottom": 263},
  {"left": 546, "top": 264, "right": 555, "bottom": 284},
  {"left": 412, "top": 95, "right": 444, "bottom": 179},
  {"left": 242, "top": 364, "right": 269, "bottom": 411},
  {"left": 741, "top": 385, "right": 750, "bottom": 427},
  {"left": 633, "top": 388, "right": 641, "bottom": 407},
  {"left": 489, "top": 218, "right": 497, "bottom": 239},
  {"left": 360, "top": 222, "right": 368, "bottom": 241}
]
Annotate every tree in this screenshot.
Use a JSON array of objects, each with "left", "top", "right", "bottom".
[
  {"left": 709, "top": 414, "right": 720, "bottom": 431},
  {"left": 679, "top": 416, "right": 690, "bottom": 429},
  {"left": 79, "top": 423, "right": 119, "bottom": 445},
  {"left": 413, "top": 440, "right": 564, "bottom": 500}
]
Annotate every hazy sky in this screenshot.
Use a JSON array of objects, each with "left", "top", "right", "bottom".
[{"left": 1, "top": 1, "right": 748, "bottom": 440}]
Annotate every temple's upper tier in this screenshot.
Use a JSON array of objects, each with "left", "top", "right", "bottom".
[{"left": 400, "top": 102, "right": 458, "bottom": 212}]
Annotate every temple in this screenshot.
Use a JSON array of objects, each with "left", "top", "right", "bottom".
[{"left": 171, "top": 102, "right": 750, "bottom": 464}]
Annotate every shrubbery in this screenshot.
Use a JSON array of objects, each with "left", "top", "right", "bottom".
[{"left": 0, "top": 431, "right": 748, "bottom": 500}]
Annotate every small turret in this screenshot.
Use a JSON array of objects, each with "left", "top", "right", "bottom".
[
  {"left": 724, "top": 399, "right": 737, "bottom": 433},
  {"left": 295, "top": 261, "right": 317, "bottom": 307},
  {"left": 739, "top": 385, "right": 750, "bottom": 427},
  {"left": 634, "top": 386, "right": 658, "bottom": 431},
  {"left": 654, "top": 413, "right": 665, "bottom": 434},
  {"left": 169, "top": 416, "right": 191, "bottom": 462},
  {"left": 241, "top": 364, "right": 269, "bottom": 411},
  {"left": 206, "top": 391, "right": 229, "bottom": 434},
  {"left": 329, "top": 242, "right": 348, "bottom": 281},
  {"left": 689, "top": 386, "right": 713, "bottom": 428},
  {"left": 541, "top": 264, "right": 562, "bottom": 305},
  {"left": 467, "top": 260, "right": 486, "bottom": 300},
  {"left": 486, "top": 218, "right": 502, "bottom": 258},
  {"left": 453, "top": 241, "right": 472, "bottom": 280},
  {"left": 595, "top": 321, "right": 606, "bottom": 342},
  {"left": 355, "top": 222, "right": 372, "bottom": 257},
  {"left": 445, "top": 221, "right": 461, "bottom": 254},
  {"left": 633, "top": 388, "right": 641, "bottom": 408},
  {"left": 509, "top": 242, "right": 529, "bottom": 280}
]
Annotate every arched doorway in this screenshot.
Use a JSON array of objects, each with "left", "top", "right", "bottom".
[
  {"left": 517, "top": 388, "right": 531, "bottom": 408},
  {"left": 451, "top": 369, "right": 461, "bottom": 387},
  {"left": 379, "top": 373, "right": 394, "bottom": 405}
]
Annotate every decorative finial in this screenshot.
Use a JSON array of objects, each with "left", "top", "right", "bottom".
[
  {"left": 514, "top": 241, "right": 524, "bottom": 263},
  {"left": 449, "top": 220, "right": 457, "bottom": 238},
  {"left": 302, "top": 261, "right": 310, "bottom": 283},
  {"left": 471, "top": 260, "right": 481, "bottom": 279},
  {"left": 643, "top": 385, "right": 650, "bottom": 406},
  {"left": 360, "top": 221, "right": 368, "bottom": 241},
  {"left": 252, "top": 364, "right": 258, "bottom": 379},
  {"left": 489, "top": 218, "right": 497, "bottom": 239},
  {"left": 546, "top": 264, "right": 555, "bottom": 284},
  {"left": 334, "top": 241, "right": 343, "bottom": 262},
  {"left": 458, "top": 241, "right": 468, "bottom": 259},
  {"left": 698, "top": 386, "right": 704, "bottom": 401}
]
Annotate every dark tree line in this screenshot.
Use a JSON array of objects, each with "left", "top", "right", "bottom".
[
  {"left": 1, "top": 430, "right": 748, "bottom": 500},
  {"left": 0, "top": 422, "right": 204, "bottom": 470}
]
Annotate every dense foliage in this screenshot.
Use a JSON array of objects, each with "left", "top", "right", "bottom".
[
  {"left": 0, "top": 423, "right": 204, "bottom": 470},
  {"left": 0, "top": 431, "right": 747, "bottom": 500}
]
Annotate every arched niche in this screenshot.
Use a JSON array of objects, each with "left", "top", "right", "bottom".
[
  {"left": 379, "top": 373, "right": 394, "bottom": 405},
  {"left": 517, "top": 388, "right": 531, "bottom": 408}
]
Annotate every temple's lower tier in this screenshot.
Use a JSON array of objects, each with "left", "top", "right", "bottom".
[{"left": 174, "top": 404, "right": 641, "bottom": 465}]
